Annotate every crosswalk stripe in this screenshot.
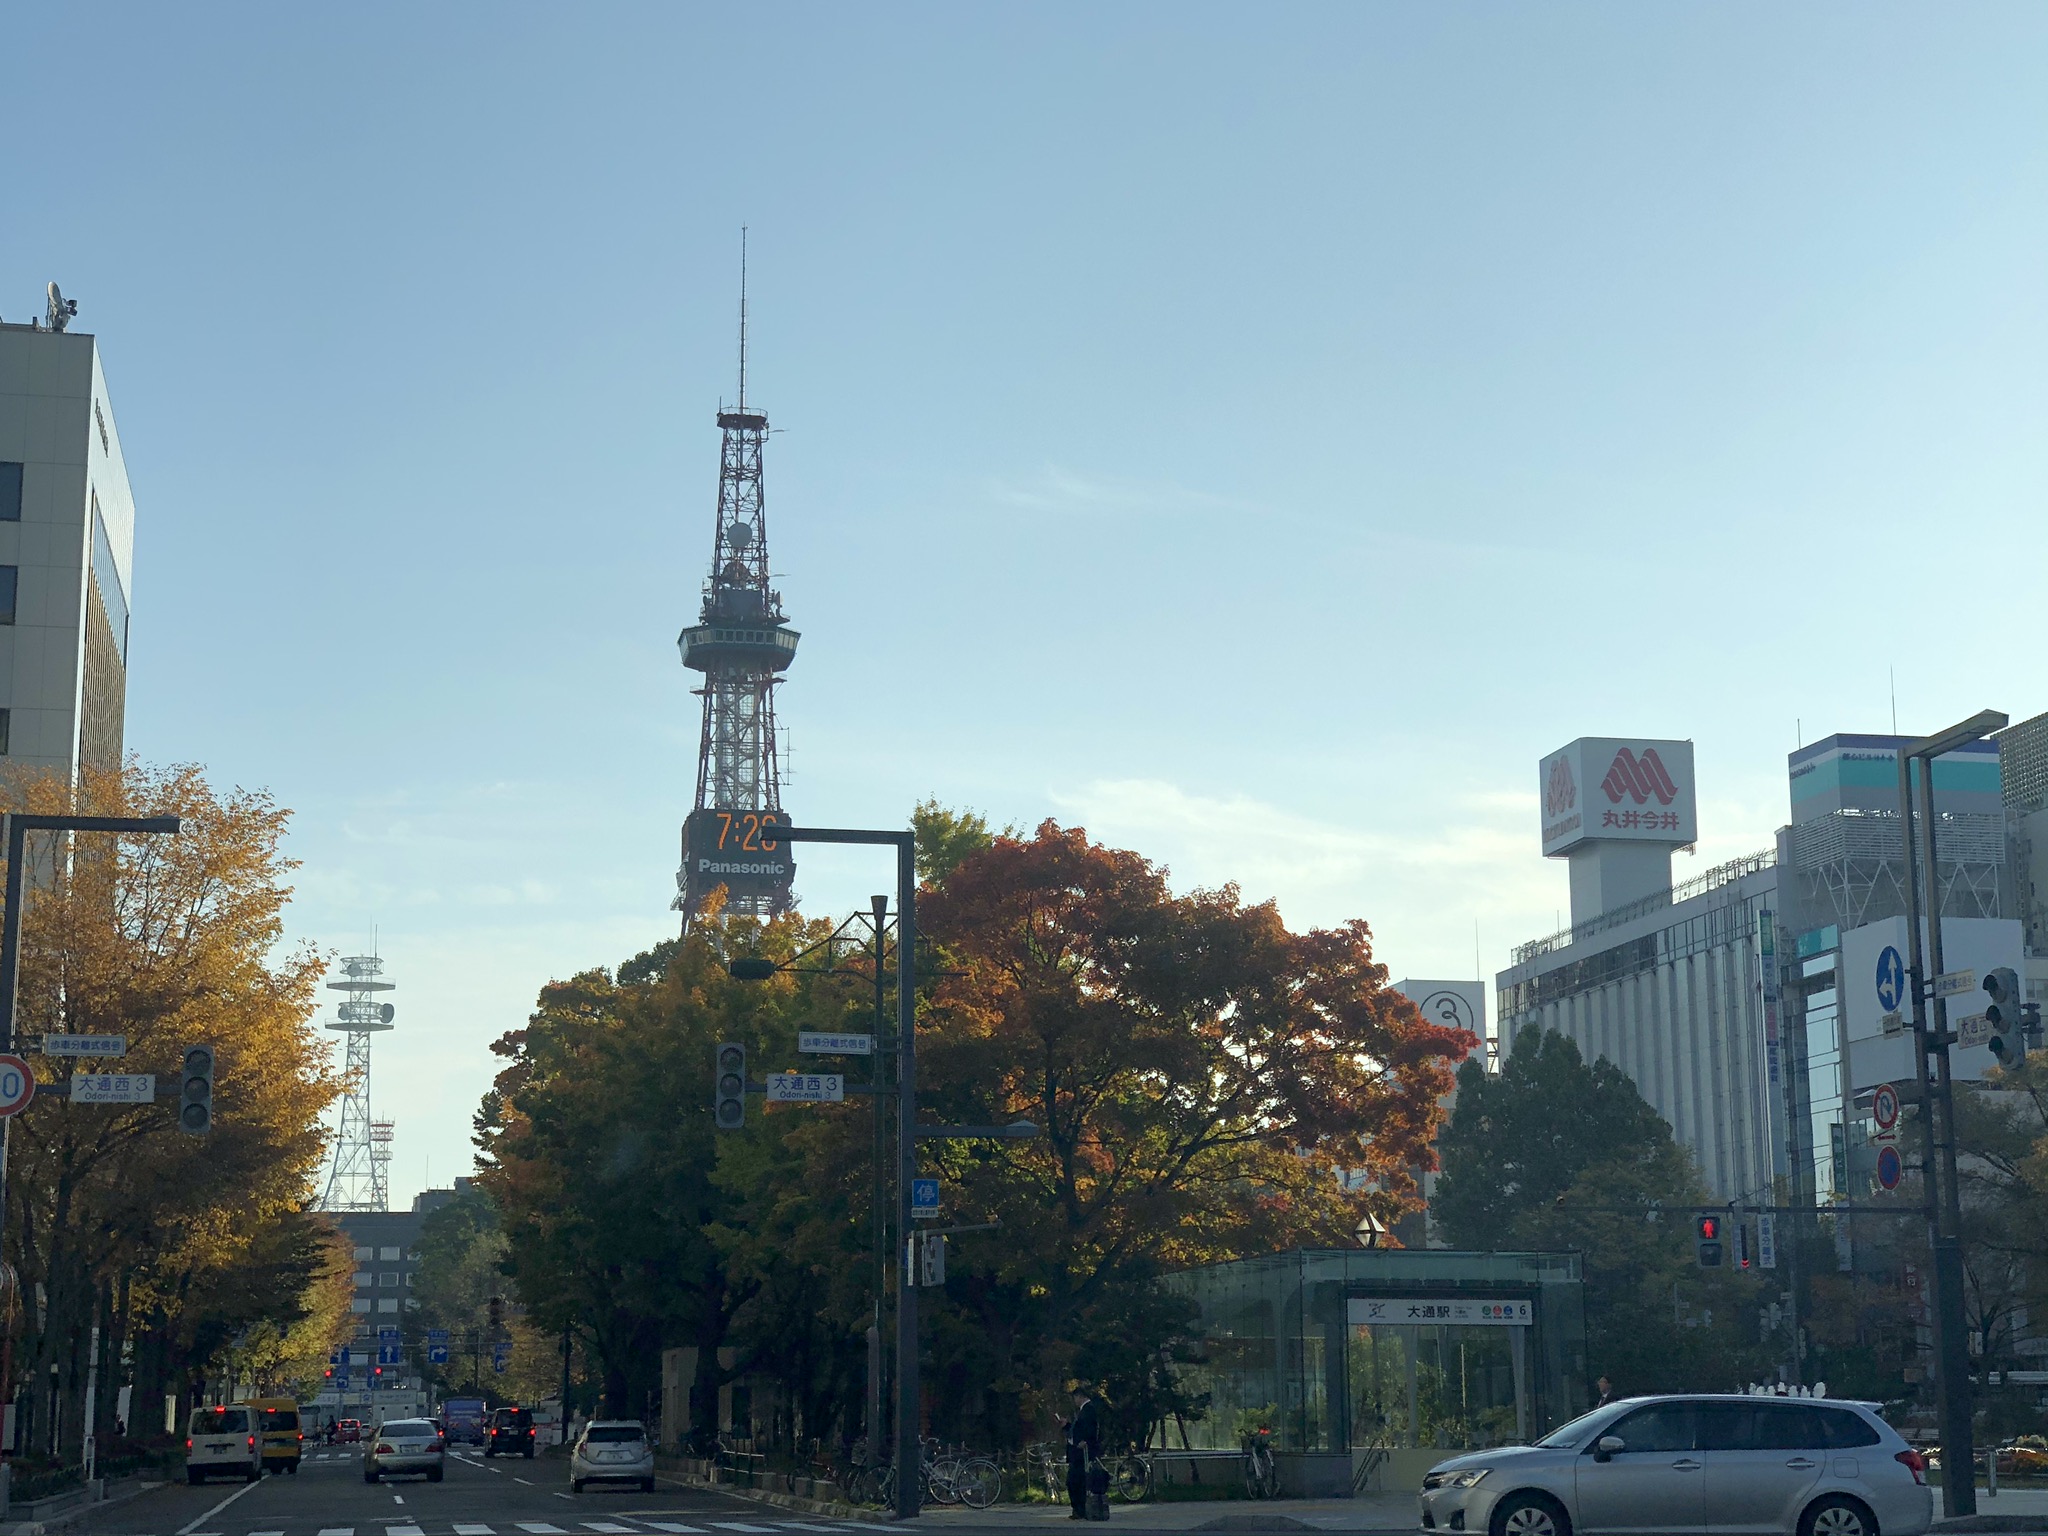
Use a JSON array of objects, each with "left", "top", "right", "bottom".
[
  {"left": 582, "top": 1525, "right": 639, "bottom": 1533},
  {"left": 518, "top": 1525, "right": 567, "bottom": 1533},
  {"left": 770, "top": 1525, "right": 850, "bottom": 1532},
  {"left": 318, "top": 1527, "right": 355, "bottom": 1535},
  {"left": 709, "top": 1526, "right": 780, "bottom": 1533},
  {"left": 388, "top": 1526, "right": 425, "bottom": 1536},
  {"left": 249, "top": 1529, "right": 284, "bottom": 1535},
  {"left": 454, "top": 1525, "right": 497, "bottom": 1533},
  {"left": 636, "top": 1526, "right": 706, "bottom": 1534}
]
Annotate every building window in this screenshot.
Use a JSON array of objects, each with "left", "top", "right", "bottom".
[
  {"left": 378, "top": 1246, "right": 400, "bottom": 1261},
  {"left": 0, "top": 710, "right": 11, "bottom": 756},
  {"left": 353, "top": 1246, "right": 372, "bottom": 1261},
  {"left": 0, "top": 566, "right": 16, "bottom": 626},
  {"left": 379, "top": 1272, "right": 399, "bottom": 1287},
  {"left": 377, "top": 1298, "right": 399, "bottom": 1313},
  {"left": 350, "top": 1299, "right": 371, "bottom": 1314},
  {"left": 352, "top": 1271, "right": 371, "bottom": 1288},
  {"left": 404, "top": 1271, "right": 415, "bottom": 1288},
  {"left": 0, "top": 464, "right": 19, "bottom": 522}
]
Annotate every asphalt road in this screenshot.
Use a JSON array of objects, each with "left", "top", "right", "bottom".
[{"left": 68, "top": 1448, "right": 865, "bottom": 1536}]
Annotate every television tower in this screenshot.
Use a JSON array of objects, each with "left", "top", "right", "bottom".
[
  {"left": 675, "top": 233, "right": 801, "bottom": 921},
  {"left": 318, "top": 953, "right": 395, "bottom": 1211}
]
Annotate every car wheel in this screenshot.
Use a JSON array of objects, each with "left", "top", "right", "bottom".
[
  {"left": 1490, "top": 1492, "right": 1571, "bottom": 1536},
  {"left": 641, "top": 1478, "right": 656, "bottom": 1493},
  {"left": 1801, "top": 1496, "right": 1877, "bottom": 1536}
]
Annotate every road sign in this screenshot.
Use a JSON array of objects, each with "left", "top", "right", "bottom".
[
  {"left": 492, "top": 1341, "right": 512, "bottom": 1373},
  {"left": 378, "top": 1325, "right": 399, "bottom": 1341},
  {"left": 1935, "top": 968, "right": 1978, "bottom": 1000},
  {"left": 1872, "top": 1082, "right": 1901, "bottom": 1132},
  {"left": 0, "top": 1056, "right": 33, "bottom": 1118},
  {"left": 39, "top": 1034, "right": 125, "bottom": 1057},
  {"left": 72, "top": 1073, "right": 155, "bottom": 1105},
  {"left": 334, "top": 1371, "right": 350, "bottom": 1390},
  {"left": 798, "top": 1031, "right": 873, "bottom": 1056},
  {"left": 766, "top": 1072, "right": 843, "bottom": 1103},
  {"left": 377, "top": 1343, "right": 403, "bottom": 1365},
  {"left": 1757, "top": 1212, "right": 1777, "bottom": 1270},
  {"left": 1881, "top": 1010, "right": 1904, "bottom": 1036},
  {"left": 427, "top": 1343, "right": 449, "bottom": 1364},
  {"left": 1875, "top": 1144, "right": 1903, "bottom": 1191},
  {"left": 1957, "top": 1013, "right": 1992, "bottom": 1049},
  {"left": 1876, "top": 946, "right": 1906, "bottom": 1013},
  {"left": 911, "top": 1177, "right": 940, "bottom": 1219}
]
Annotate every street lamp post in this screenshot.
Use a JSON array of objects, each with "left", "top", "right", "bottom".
[
  {"left": 1894, "top": 709, "right": 2004, "bottom": 1519},
  {"left": 0, "top": 811, "right": 178, "bottom": 1454}
]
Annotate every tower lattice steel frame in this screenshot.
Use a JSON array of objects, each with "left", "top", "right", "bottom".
[
  {"left": 675, "top": 240, "right": 800, "bottom": 921},
  {"left": 318, "top": 953, "right": 395, "bottom": 1211}
]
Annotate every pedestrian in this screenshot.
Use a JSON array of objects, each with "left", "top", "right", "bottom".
[
  {"left": 1059, "top": 1382, "right": 1103, "bottom": 1521},
  {"left": 1595, "top": 1376, "right": 1616, "bottom": 1408}
]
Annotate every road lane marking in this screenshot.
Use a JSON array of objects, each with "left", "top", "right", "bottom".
[
  {"left": 770, "top": 1526, "right": 849, "bottom": 1533},
  {"left": 393, "top": 1496, "right": 406, "bottom": 1505},
  {"left": 516, "top": 1477, "right": 535, "bottom": 1485},
  {"left": 518, "top": 1524, "right": 568, "bottom": 1532},
  {"left": 387, "top": 1526, "right": 425, "bottom": 1536},
  {"left": 455, "top": 1525, "right": 497, "bottom": 1534},
  {"left": 318, "top": 1528, "right": 356, "bottom": 1535},
  {"left": 582, "top": 1525, "right": 639, "bottom": 1533},
  {"left": 251, "top": 1529, "right": 286, "bottom": 1534},
  {"left": 175, "top": 1474, "right": 267, "bottom": 1535},
  {"left": 637, "top": 1526, "right": 707, "bottom": 1533},
  {"left": 708, "top": 1526, "right": 780, "bottom": 1533}
]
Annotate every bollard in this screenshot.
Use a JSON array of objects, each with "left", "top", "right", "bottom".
[{"left": 1987, "top": 1447, "right": 1997, "bottom": 1498}]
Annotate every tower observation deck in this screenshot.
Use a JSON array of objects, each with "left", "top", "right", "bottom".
[{"left": 676, "top": 240, "right": 799, "bottom": 922}]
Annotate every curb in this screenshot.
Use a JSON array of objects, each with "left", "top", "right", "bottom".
[
  {"left": 0, "top": 1474, "right": 168, "bottom": 1536},
  {"left": 656, "top": 1469, "right": 869, "bottom": 1520}
]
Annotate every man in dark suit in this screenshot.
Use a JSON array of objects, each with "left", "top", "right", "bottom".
[{"left": 1061, "top": 1383, "right": 1103, "bottom": 1519}]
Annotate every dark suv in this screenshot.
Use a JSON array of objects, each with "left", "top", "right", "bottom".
[{"left": 486, "top": 1405, "right": 536, "bottom": 1458}]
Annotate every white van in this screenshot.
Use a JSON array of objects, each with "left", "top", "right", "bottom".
[{"left": 186, "top": 1405, "right": 262, "bottom": 1483}]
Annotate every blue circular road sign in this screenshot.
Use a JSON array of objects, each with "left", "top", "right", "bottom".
[
  {"left": 1876, "top": 946, "right": 1906, "bottom": 1013},
  {"left": 1875, "top": 1144, "right": 1903, "bottom": 1191}
]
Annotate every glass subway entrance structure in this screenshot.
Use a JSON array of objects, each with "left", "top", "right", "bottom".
[{"left": 1164, "top": 1250, "right": 1586, "bottom": 1496}]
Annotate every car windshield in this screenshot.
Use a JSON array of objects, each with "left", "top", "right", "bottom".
[
  {"left": 191, "top": 1408, "right": 249, "bottom": 1434},
  {"left": 494, "top": 1410, "right": 532, "bottom": 1426},
  {"left": 586, "top": 1426, "right": 645, "bottom": 1443},
  {"left": 1535, "top": 1406, "right": 1618, "bottom": 1448},
  {"left": 260, "top": 1409, "right": 299, "bottom": 1431},
  {"left": 381, "top": 1420, "right": 435, "bottom": 1438}
]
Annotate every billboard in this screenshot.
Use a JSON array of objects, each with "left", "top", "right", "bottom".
[
  {"left": 683, "top": 808, "right": 797, "bottom": 909},
  {"left": 1394, "top": 979, "right": 1484, "bottom": 1042},
  {"left": 1539, "top": 738, "right": 1697, "bottom": 856},
  {"left": 1839, "top": 915, "right": 2024, "bottom": 1092}
]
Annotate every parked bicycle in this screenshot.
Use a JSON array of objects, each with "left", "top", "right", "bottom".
[
  {"left": 1241, "top": 1425, "right": 1279, "bottom": 1499},
  {"left": 1107, "top": 1447, "right": 1154, "bottom": 1503}
]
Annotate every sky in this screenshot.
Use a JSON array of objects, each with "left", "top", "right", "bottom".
[{"left": 4, "top": 2, "right": 2046, "bottom": 1207}]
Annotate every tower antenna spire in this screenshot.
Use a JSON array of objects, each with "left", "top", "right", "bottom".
[{"left": 738, "top": 226, "right": 748, "bottom": 412}]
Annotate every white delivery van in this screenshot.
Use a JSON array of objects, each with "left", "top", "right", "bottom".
[{"left": 186, "top": 1404, "right": 262, "bottom": 1483}]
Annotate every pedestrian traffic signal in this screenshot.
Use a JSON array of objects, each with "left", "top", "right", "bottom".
[
  {"left": 179, "top": 1044, "right": 214, "bottom": 1135},
  {"left": 1695, "top": 1214, "right": 1724, "bottom": 1268},
  {"left": 715, "top": 1042, "right": 746, "bottom": 1130},
  {"left": 1984, "top": 968, "right": 2026, "bottom": 1068}
]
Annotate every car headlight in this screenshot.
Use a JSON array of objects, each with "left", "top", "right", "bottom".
[{"left": 1424, "top": 1468, "right": 1493, "bottom": 1490}]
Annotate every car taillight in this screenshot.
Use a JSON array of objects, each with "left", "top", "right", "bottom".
[
  {"left": 247, "top": 1435, "right": 256, "bottom": 1449},
  {"left": 1896, "top": 1449, "right": 1927, "bottom": 1485},
  {"left": 185, "top": 1439, "right": 192, "bottom": 1451},
  {"left": 430, "top": 1438, "right": 444, "bottom": 1451},
  {"left": 297, "top": 1432, "right": 304, "bottom": 1441}
]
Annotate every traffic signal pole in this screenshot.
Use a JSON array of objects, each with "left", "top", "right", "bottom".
[{"left": 1896, "top": 710, "right": 2006, "bottom": 1520}]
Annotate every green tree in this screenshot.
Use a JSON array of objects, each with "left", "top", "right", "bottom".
[{"left": 1434, "top": 1028, "right": 1768, "bottom": 1394}]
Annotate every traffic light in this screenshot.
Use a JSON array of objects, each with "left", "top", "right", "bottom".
[
  {"left": 179, "top": 1045, "right": 214, "bottom": 1135},
  {"left": 1735, "top": 1222, "right": 1752, "bottom": 1270},
  {"left": 1984, "top": 967, "right": 2025, "bottom": 1068},
  {"left": 1695, "top": 1213, "right": 1724, "bottom": 1268},
  {"left": 488, "top": 1295, "right": 503, "bottom": 1331},
  {"left": 714, "top": 1043, "right": 746, "bottom": 1130}
]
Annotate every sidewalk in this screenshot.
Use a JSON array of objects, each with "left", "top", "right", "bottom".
[{"left": 1937, "top": 1486, "right": 2048, "bottom": 1532}]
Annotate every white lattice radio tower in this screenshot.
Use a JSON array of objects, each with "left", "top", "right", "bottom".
[{"left": 319, "top": 953, "right": 396, "bottom": 1211}]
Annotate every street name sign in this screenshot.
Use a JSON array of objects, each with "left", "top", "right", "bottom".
[
  {"left": 73, "top": 1074, "right": 155, "bottom": 1105},
  {"left": 766, "top": 1072, "right": 843, "bottom": 1103},
  {"left": 799, "top": 1031, "right": 873, "bottom": 1056},
  {"left": 1935, "top": 969, "right": 1978, "bottom": 999},
  {"left": 40, "top": 1035, "right": 126, "bottom": 1057},
  {"left": 1956, "top": 1013, "right": 1992, "bottom": 1049},
  {"left": 0, "top": 1056, "right": 34, "bottom": 1117},
  {"left": 1880, "top": 1011, "right": 1904, "bottom": 1037},
  {"left": 1350, "top": 1297, "right": 1532, "bottom": 1326}
]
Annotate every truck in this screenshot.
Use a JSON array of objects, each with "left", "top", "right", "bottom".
[{"left": 442, "top": 1397, "right": 488, "bottom": 1447}]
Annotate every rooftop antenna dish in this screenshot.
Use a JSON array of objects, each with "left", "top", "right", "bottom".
[{"left": 45, "top": 283, "right": 76, "bottom": 333}]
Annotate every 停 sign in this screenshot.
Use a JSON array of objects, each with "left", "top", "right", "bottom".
[
  {"left": 72, "top": 1074, "right": 155, "bottom": 1105},
  {"left": 799, "top": 1031, "right": 873, "bottom": 1056},
  {"left": 40, "top": 1035, "right": 126, "bottom": 1057},
  {"left": 910, "top": 1177, "right": 940, "bottom": 1218},
  {"left": 1348, "top": 1296, "right": 1532, "bottom": 1327},
  {"left": 766, "top": 1072, "right": 843, "bottom": 1103}
]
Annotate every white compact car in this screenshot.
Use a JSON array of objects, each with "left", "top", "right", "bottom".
[
  {"left": 571, "top": 1420, "right": 655, "bottom": 1493},
  {"left": 1418, "top": 1395, "right": 1931, "bottom": 1536},
  {"left": 186, "top": 1405, "right": 262, "bottom": 1484}
]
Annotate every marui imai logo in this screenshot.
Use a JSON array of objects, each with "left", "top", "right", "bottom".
[
  {"left": 1544, "top": 754, "right": 1577, "bottom": 817},
  {"left": 1601, "top": 747, "right": 1679, "bottom": 807}
]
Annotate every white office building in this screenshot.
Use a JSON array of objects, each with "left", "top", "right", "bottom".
[{"left": 0, "top": 290, "right": 134, "bottom": 778}]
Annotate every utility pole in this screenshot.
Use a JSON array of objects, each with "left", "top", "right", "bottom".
[{"left": 1896, "top": 708, "right": 2006, "bottom": 1520}]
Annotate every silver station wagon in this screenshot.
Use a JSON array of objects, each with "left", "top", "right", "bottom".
[{"left": 1418, "top": 1395, "right": 1931, "bottom": 1536}]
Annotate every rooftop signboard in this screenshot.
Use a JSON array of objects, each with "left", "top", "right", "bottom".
[{"left": 1539, "top": 738, "right": 1697, "bottom": 857}]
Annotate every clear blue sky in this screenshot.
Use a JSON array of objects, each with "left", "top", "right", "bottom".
[{"left": 6, "top": 3, "right": 2045, "bottom": 1204}]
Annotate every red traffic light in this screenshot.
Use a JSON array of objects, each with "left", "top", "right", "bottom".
[{"left": 1697, "top": 1215, "right": 1720, "bottom": 1240}]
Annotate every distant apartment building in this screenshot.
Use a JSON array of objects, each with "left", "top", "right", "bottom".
[{"left": 0, "top": 296, "right": 135, "bottom": 779}]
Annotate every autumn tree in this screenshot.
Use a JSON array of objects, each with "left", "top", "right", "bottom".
[
  {"left": 0, "top": 760, "right": 347, "bottom": 1452},
  {"left": 1434, "top": 1028, "right": 1768, "bottom": 1393}
]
